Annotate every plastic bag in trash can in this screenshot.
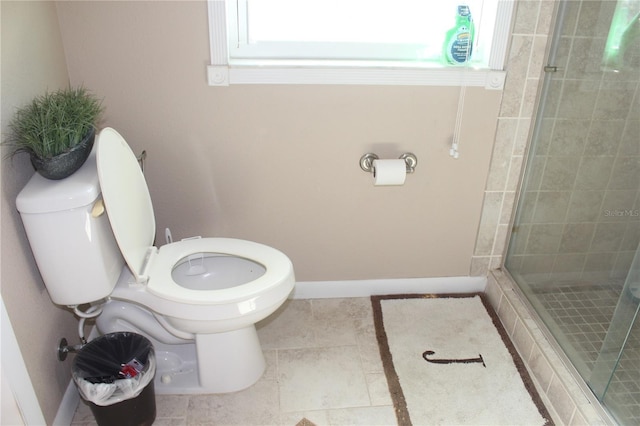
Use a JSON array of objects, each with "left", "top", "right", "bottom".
[{"left": 72, "top": 332, "right": 155, "bottom": 406}]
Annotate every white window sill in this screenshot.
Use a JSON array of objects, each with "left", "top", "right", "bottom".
[
  {"left": 207, "top": 65, "right": 506, "bottom": 89},
  {"left": 207, "top": 0, "right": 511, "bottom": 89}
]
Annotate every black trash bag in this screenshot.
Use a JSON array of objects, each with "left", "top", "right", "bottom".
[{"left": 72, "top": 332, "right": 155, "bottom": 407}]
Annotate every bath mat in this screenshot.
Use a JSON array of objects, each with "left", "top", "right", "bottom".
[{"left": 371, "top": 293, "right": 553, "bottom": 426}]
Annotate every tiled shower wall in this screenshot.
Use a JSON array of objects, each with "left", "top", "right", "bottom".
[
  {"left": 506, "top": 1, "right": 640, "bottom": 283},
  {"left": 471, "top": 0, "right": 640, "bottom": 280},
  {"left": 471, "top": 0, "right": 555, "bottom": 275}
]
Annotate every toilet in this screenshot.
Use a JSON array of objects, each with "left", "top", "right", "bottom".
[{"left": 16, "top": 127, "right": 295, "bottom": 393}]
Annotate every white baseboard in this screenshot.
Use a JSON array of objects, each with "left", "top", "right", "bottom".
[
  {"left": 56, "top": 276, "right": 486, "bottom": 421},
  {"left": 291, "top": 276, "right": 487, "bottom": 299}
]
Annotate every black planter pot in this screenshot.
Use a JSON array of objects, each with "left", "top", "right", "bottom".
[{"left": 30, "top": 128, "right": 95, "bottom": 180}]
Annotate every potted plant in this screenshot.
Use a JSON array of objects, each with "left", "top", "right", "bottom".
[{"left": 5, "top": 86, "right": 104, "bottom": 180}]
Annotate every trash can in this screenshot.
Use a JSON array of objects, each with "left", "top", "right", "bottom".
[{"left": 72, "top": 332, "right": 156, "bottom": 426}]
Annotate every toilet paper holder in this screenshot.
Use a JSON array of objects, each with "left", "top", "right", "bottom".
[{"left": 359, "top": 152, "right": 417, "bottom": 174}]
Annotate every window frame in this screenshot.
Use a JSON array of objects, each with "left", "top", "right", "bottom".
[{"left": 207, "top": 0, "right": 513, "bottom": 88}]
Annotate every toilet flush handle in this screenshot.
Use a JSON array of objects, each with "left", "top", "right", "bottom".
[{"left": 91, "top": 198, "right": 105, "bottom": 218}]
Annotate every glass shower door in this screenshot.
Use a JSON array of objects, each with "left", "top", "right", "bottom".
[
  {"left": 590, "top": 244, "right": 640, "bottom": 424},
  {"left": 504, "top": 0, "right": 640, "bottom": 423}
]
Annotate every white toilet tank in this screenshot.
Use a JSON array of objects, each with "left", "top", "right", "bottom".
[{"left": 16, "top": 149, "right": 124, "bottom": 306}]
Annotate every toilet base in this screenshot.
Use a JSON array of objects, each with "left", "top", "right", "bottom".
[
  {"left": 151, "top": 328, "right": 266, "bottom": 394},
  {"left": 196, "top": 326, "right": 266, "bottom": 393},
  {"left": 96, "top": 300, "right": 266, "bottom": 394}
]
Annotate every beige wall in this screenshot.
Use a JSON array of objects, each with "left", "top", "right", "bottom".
[
  {"left": 55, "top": 0, "right": 502, "bottom": 281},
  {"left": 1, "top": 1, "right": 79, "bottom": 423}
]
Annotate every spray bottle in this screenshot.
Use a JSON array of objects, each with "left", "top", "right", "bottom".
[{"left": 443, "top": 4, "right": 475, "bottom": 65}]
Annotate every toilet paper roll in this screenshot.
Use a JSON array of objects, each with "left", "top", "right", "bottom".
[{"left": 372, "top": 159, "right": 407, "bottom": 186}]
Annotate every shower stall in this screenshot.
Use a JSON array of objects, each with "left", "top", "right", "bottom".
[{"left": 504, "top": 0, "right": 640, "bottom": 424}]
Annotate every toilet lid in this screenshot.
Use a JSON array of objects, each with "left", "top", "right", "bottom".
[{"left": 96, "top": 128, "right": 156, "bottom": 282}]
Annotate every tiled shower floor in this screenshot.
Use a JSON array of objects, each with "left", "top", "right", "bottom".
[
  {"left": 530, "top": 282, "right": 640, "bottom": 425},
  {"left": 71, "top": 298, "right": 399, "bottom": 426},
  {"left": 531, "top": 284, "right": 621, "bottom": 373}
]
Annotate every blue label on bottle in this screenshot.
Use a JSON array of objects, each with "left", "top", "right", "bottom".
[{"left": 449, "top": 30, "right": 472, "bottom": 63}]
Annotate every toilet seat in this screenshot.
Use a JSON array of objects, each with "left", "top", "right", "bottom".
[
  {"left": 96, "top": 128, "right": 293, "bottom": 309},
  {"left": 147, "top": 237, "right": 293, "bottom": 305}
]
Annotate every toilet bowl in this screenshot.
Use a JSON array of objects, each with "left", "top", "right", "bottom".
[
  {"left": 111, "top": 236, "right": 294, "bottom": 335},
  {"left": 16, "top": 127, "right": 295, "bottom": 393}
]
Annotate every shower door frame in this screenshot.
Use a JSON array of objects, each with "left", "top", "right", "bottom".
[{"left": 502, "top": 0, "right": 600, "bottom": 410}]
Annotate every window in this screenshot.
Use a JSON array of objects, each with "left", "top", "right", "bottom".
[{"left": 207, "top": 0, "right": 513, "bottom": 87}]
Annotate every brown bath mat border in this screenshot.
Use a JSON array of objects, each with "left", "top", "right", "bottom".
[{"left": 371, "top": 292, "right": 554, "bottom": 426}]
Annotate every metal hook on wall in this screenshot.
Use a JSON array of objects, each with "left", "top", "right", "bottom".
[{"left": 137, "top": 150, "right": 147, "bottom": 173}]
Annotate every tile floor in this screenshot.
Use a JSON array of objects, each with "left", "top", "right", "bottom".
[{"left": 71, "top": 298, "right": 399, "bottom": 425}]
